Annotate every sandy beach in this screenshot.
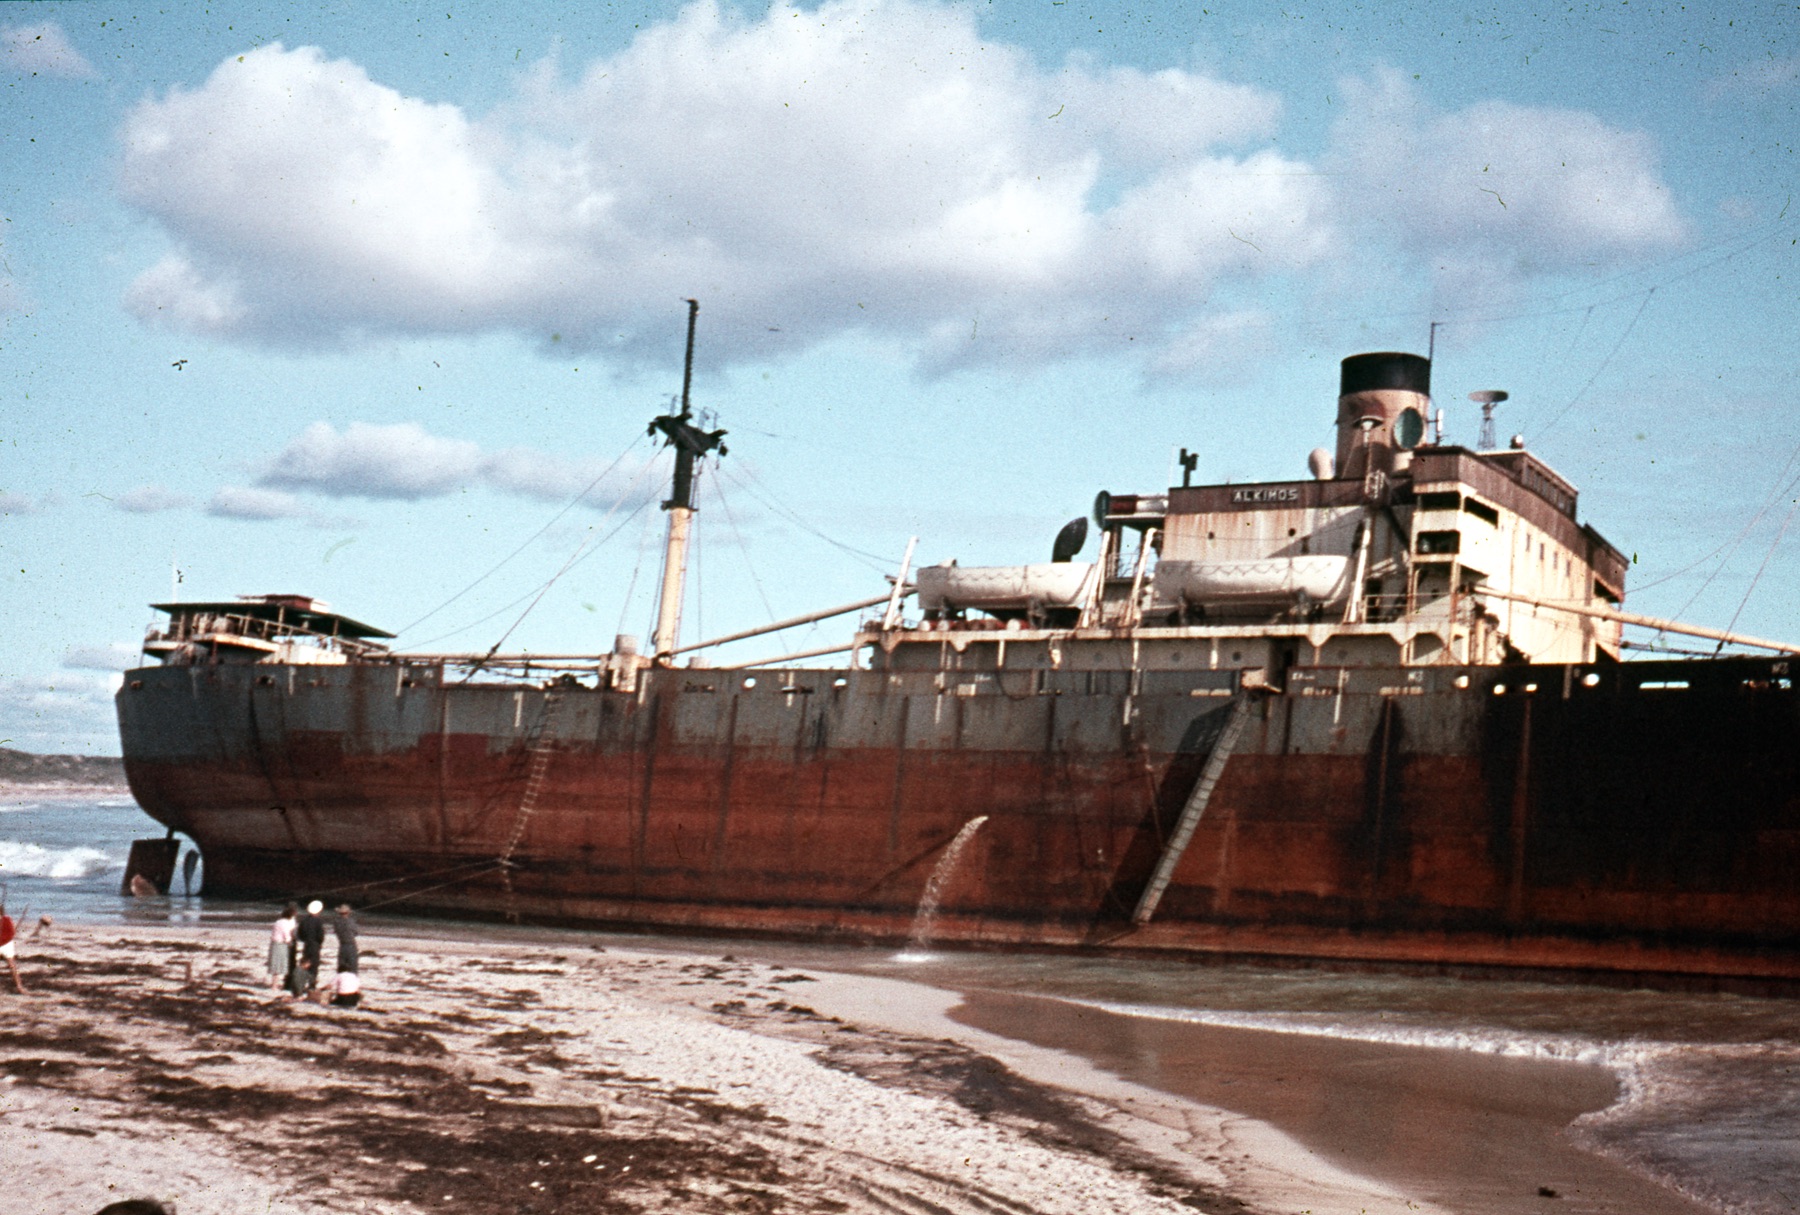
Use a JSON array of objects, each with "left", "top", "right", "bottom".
[{"left": 0, "top": 923, "right": 1704, "bottom": 1215}]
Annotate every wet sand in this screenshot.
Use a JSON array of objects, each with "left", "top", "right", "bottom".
[{"left": 951, "top": 991, "right": 1715, "bottom": 1215}]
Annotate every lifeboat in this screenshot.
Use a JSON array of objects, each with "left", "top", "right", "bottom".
[
  {"left": 1151, "top": 555, "right": 1353, "bottom": 611},
  {"left": 915, "top": 561, "right": 1095, "bottom": 616}
]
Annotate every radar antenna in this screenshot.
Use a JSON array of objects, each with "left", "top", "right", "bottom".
[{"left": 1470, "top": 390, "right": 1509, "bottom": 451}]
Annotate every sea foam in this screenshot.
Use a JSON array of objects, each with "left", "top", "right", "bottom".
[{"left": 0, "top": 838, "right": 116, "bottom": 880}]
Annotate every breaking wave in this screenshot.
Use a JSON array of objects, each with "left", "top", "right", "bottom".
[{"left": 0, "top": 839, "right": 116, "bottom": 880}]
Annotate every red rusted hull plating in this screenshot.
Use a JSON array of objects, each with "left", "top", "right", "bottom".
[{"left": 117, "top": 656, "right": 1800, "bottom": 984}]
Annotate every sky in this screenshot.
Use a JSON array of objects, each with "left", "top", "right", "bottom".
[{"left": 1, "top": 0, "right": 1796, "bottom": 754}]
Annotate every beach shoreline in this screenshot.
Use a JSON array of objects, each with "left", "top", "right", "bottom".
[{"left": 0, "top": 922, "right": 1706, "bottom": 1215}]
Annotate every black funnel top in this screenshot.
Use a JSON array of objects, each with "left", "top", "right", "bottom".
[{"left": 1340, "top": 352, "right": 1431, "bottom": 397}]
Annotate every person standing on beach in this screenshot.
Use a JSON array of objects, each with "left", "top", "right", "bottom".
[
  {"left": 332, "top": 903, "right": 359, "bottom": 974},
  {"left": 0, "top": 904, "right": 23, "bottom": 994},
  {"left": 267, "top": 903, "right": 297, "bottom": 991},
  {"left": 291, "top": 900, "right": 326, "bottom": 998}
]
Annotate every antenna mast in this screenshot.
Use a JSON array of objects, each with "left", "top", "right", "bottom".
[{"left": 649, "top": 300, "right": 728, "bottom": 661}]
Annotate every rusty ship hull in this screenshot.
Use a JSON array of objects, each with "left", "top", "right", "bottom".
[{"left": 117, "top": 652, "right": 1800, "bottom": 984}]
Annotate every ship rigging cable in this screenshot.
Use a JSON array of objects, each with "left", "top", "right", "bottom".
[
  {"left": 615, "top": 502, "right": 659, "bottom": 643},
  {"left": 1714, "top": 493, "right": 1800, "bottom": 654},
  {"left": 1650, "top": 451, "right": 1800, "bottom": 638},
  {"left": 456, "top": 485, "right": 660, "bottom": 676},
  {"left": 394, "top": 431, "right": 652, "bottom": 640},
  {"left": 409, "top": 454, "right": 664, "bottom": 653},
  {"left": 1529, "top": 287, "right": 1656, "bottom": 441},
  {"left": 710, "top": 454, "right": 778, "bottom": 626},
  {"left": 716, "top": 462, "right": 900, "bottom": 573}
]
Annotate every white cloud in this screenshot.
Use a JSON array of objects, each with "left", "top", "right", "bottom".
[
  {"left": 207, "top": 486, "right": 309, "bottom": 520},
  {"left": 1325, "top": 69, "right": 1686, "bottom": 297},
  {"left": 252, "top": 419, "right": 657, "bottom": 507},
  {"left": 63, "top": 643, "right": 140, "bottom": 673},
  {"left": 2, "top": 22, "right": 96, "bottom": 79},
  {"left": 260, "top": 422, "right": 482, "bottom": 500},
  {"left": 117, "top": 4, "right": 1323, "bottom": 370},
  {"left": 116, "top": 9, "right": 1687, "bottom": 373},
  {"left": 0, "top": 672, "right": 122, "bottom": 756},
  {"left": 1708, "top": 54, "right": 1800, "bottom": 101},
  {"left": 121, "top": 256, "right": 245, "bottom": 334},
  {"left": 0, "top": 491, "right": 42, "bottom": 517},
  {"left": 116, "top": 485, "right": 193, "bottom": 514},
  {"left": 479, "top": 446, "right": 623, "bottom": 503},
  {"left": 1151, "top": 309, "right": 1278, "bottom": 379}
]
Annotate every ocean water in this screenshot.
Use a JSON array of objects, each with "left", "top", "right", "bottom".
[
  {"left": 6, "top": 787, "right": 1796, "bottom": 1213},
  {"left": 841, "top": 949, "right": 1800, "bottom": 1215},
  {"left": 0, "top": 788, "right": 207, "bottom": 925}
]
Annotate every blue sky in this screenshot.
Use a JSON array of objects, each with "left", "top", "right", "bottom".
[{"left": 2, "top": 0, "right": 1795, "bottom": 753}]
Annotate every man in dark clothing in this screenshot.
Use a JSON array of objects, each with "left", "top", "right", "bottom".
[
  {"left": 333, "top": 903, "right": 359, "bottom": 973},
  {"left": 291, "top": 899, "right": 326, "bottom": 997}
]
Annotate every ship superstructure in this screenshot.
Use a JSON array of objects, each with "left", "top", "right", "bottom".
[{"left": 887, "top": 352, "right": 1629, "bottom": 686}]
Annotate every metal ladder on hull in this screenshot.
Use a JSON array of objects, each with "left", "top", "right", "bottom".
[
  {"left": 1132, "top": 693, "right": 1255, "bottom": 926},
  {"left": 499, "top": 690, "right": 564, "bottom": 922}
]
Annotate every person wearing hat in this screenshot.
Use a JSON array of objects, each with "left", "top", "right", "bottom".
[
  {"left": 290, "top": 899, "right": 326, "bottom": 999},
  {"left": 332, "top": 903, "right": 359, "bottom": 974}
]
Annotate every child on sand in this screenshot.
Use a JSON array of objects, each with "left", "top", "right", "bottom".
[{"left": 311, "top": 967, "right": 361, "bottom": 1008}]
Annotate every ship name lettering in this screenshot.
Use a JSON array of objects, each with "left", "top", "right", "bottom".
[{"left": 1231, "top": 486, "right": 1301, "bottom": 504}]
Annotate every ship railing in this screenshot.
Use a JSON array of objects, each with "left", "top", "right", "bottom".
[
  {"left": 145, "top": 610, "right": 390, "bottom": 657},
  {"left": 391, "top": 653, "right": 622, "bottom": 686}
]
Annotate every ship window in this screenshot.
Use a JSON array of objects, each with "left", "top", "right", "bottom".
[
  {"left": 1418, "top": 491, "right": 1460, "bottom": 511},
  {"left": 1416, "top": 530, "right": 1461, "bottom": 555},
  {"left": 1462, "top": 497, "right": 1499, "bottom": 525}
]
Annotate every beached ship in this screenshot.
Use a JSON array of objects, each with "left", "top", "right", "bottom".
[{"left": 116, "top": 314, "right": 1800, "bottom": 985}]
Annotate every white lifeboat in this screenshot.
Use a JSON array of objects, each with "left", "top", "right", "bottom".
[
  {"left": 916, "top": 562, "right": 1095, "bottom": 615},
  {"left": 1151, "top": 555, "right": 1353, "bottom": 610}
]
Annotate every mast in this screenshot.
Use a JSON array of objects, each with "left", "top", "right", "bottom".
[{"left": 649, "top": 299, "right": 728, "bottom": 661}]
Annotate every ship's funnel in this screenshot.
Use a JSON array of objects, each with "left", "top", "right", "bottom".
[{"left": 1336, "top": 352, "right": 1430, "bottom": 480}]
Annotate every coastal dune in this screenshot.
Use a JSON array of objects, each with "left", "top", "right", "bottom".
[{"left": 0, "top": 925, "right": 1678, "bottom": 1215}]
